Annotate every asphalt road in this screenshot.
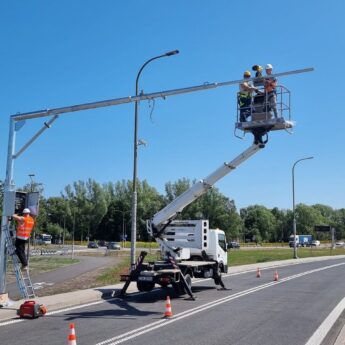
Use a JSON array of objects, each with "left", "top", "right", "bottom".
[
  {"left": 1, "top": 257, "right": 345, "bottom": 345},
  {"left": 7, "top": 254, "right": 120, "bottom": 298}
]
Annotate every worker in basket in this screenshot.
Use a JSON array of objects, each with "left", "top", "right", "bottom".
[
  {"left": 238, "top": 70, "right": 258, "bottom": 122},
  {"left": 12, "top": 208, "right": 35, "bottom": 270},
  {"left": 264, "top": 63, "right": 278, "bottom": 118}
]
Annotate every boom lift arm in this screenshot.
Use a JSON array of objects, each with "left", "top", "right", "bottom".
[{"left": 148, "top": 143, "right": 263, "bottom": 238}]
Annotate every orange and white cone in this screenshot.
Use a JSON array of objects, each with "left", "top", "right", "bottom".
[
  {"left": 256, "top": 268, "right": 261, "bottom": 278},
  {"left": 164, "top": 296, "right": 173, "bottom": 318},
  {"left": 68, "top": 323, "right": 77, "bottom": 345},
  {"left": 274, "top": 270, "right": 279, "bottom": 281}
]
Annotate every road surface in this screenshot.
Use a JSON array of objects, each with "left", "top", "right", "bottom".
[
  {"left": 7, "top": 254, "right": 121, "bottom": 298},
  {"left": 1, "top": 257, "right": 344, "bottom": 345}
]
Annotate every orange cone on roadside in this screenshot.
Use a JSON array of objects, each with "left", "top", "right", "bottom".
[
  {"left": 68, "top": 323, "right": 77, "bottom": 345},
  {"left": 274, "top": 270, "right": 279, "bottom": 281},
  {"left": 256, "top": 268, "right": 261, "bottom": 278},
  {"left": 164, "top": 296, "right": 173, "bottom": 318}
]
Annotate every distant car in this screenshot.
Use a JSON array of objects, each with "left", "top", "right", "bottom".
[
  {"left": 98, "top": 240, "right": 107, "bottom": 247},
  {"left": 107, "top": 242, "right": 121, "bottom": 250},
  {"left": 311, "top": 240, "right": 320, "bottom": 246},
  {"left": 87, "top": 241, "right": 99, "bottom": 249},
  {"left": 335, "top": 241, "right": 345, "bottom": 248},
  {"left": 228, "top": 241, "right": 240, "bottom": 249}
]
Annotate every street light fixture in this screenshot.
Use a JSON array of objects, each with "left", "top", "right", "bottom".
[
  {"left": 131, "top": 50, "right": 179, "bottom": 269},
  {"left": 28, "top": 173, "right": 35, "bottom": 192},
  {"left": 292, "top": 156, "right": 314, "bottom": 259}
]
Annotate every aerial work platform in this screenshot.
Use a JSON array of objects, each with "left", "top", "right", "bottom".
[{"left": 235, "top": 85, "right": 294, "bottom": 135}]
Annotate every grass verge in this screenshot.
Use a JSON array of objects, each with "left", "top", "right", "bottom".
[
  {"left": 96, "top": 248, "right": 345, "bottom": 286},
  {"left": 96, "top": 253, "right": 159, "bottom": 286},
  {"left": 228, "top": 247, "right": 345, "bottom": 266}
]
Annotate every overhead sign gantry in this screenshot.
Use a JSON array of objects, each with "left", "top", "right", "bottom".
[{"left": 0, "top": 66, "right": 313, "bottom": 303}]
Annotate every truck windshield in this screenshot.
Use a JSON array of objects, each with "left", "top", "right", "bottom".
[{"left": 218, "top": 233, "right": 227, "bottom": 252}]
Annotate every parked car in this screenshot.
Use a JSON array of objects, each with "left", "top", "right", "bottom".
[
  {"left": 87, "top": 241, "right": 99, "bottom": 249},
  {"left": 107, "top": 242, "right": 121, "bottom": 250},
  {"left": 98, "top": 240, "right": 107, "bottom": 247},
  {"left": 227, "top": 241, "right": 240, "bottom": 249},
  {"left": 311, "top": 240, "right": 320, "bottom": 246},
  {"left": 335, "top": 241, "right": 345, "bottom": 248}
]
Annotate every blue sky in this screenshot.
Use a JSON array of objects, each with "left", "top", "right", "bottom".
[{"left": 1, "top": 0, "right": 344, "bottom": 211}]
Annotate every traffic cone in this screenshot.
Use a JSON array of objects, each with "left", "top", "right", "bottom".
[
  {"left": 164, "top": 296, "right": 173, "bottom": 318},
  {"left": 256, "top": 268, "right": 261, "bottom": 278},
  {"left": 68, "top": 323, "right": 77, "bottom": 345},
  {"left": 274, "top": 270, "right": 279, "bottom": 281}
]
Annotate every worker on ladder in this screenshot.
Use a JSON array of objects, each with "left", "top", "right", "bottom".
[{"left": 12, "top": 208, "right": 35, "bottom": 270}]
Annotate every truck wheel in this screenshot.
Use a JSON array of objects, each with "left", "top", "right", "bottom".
[
  {"left": 137, "top": 281, "right": 155, "bottom": 292},
  {"left": 173, "top": 282, "right": 184, "bottom": 295}
]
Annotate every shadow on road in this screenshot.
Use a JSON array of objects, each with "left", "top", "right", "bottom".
[{"left": 63, "top": 298, "right": 162, "bottom": 321}]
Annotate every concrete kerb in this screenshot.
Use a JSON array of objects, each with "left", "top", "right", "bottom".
[{"left": 1, "top": 255, "right": 345, "bottom": 324}]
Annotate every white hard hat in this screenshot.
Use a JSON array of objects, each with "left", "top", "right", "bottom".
[
  {"left": 265, "top": 63, "right": 273, "bottom": 69},
  {"left": 23, "top": 208, "right": 31, "bottom": 214}
]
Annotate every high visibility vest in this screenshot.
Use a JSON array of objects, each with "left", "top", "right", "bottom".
[
  {"left": 239, "top": 82, "right": 253, "bottom": 97},
  {"left": 16, "top": 215, "right": 35, "bottom": 240}
]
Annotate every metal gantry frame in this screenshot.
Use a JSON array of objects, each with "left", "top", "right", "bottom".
[{"left": 0, "top": 67, "right": 313, "bottom": 294}]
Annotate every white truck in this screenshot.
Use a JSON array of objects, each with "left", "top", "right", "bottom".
[
  {"left": 119, "top": 81, "right": 296, "bottom": 298},
  {"left": 120, "top": 144, "right": 263, "bottom": 299}
]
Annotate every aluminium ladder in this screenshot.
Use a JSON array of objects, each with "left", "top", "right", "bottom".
[{"left": 4, "top": 225, "right": 35, "bottom": 299}]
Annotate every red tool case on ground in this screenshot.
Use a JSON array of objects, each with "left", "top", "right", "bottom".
[{"left": 17, "top": 300, "right": 46, "bottom": 319}]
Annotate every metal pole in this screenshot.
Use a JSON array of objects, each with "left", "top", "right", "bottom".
[
  {"left": 292, "top": 156, "right": 314, "bottom": 259},
  {"left": 14, "top": 115, "right": 58, "bottom": 158},
  {"left": 130, "top": 50, "right": 179, "bottom": 269},
  {"left": 11, "top": 68, "right": 313, "bottom": 122},
  {"left": 72, "top": 210, "right": 75, "bottom": 259},
  {"left": 122, "top": 213, "right": 125, "bottom": 249},
  {"left": 0, "top": 118, "right": 17, "bottom": 293},
  {"left": 63, "top": 215, "right": 66, "bottom": 246}
]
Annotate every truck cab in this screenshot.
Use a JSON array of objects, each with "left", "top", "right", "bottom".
[{"left": 289, "top": 234, "right": 312, "bottom": 247}]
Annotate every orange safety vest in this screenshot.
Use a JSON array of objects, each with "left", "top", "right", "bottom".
[{"left": 16, "top": 215, "right": 35, "bottom": 240}]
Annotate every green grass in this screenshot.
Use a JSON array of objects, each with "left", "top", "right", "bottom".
[
  {"left": 27, "top": 257, "right": 79, "bottom": 277},
  {"left": 228, "top": 247, "right": 345, "bottom": 266},
  {"left": 97, "top": 247, "right": 345, "bottom": 286},
  {"left": 96, "top": 252, "right": 160, "bottom": 286}
]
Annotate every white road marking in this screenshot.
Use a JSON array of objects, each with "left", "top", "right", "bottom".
[
  {"left": 0, "top": 319, "right": 25, "bottom": 327},
  {"left": 0, "top": 259, "right": 343, "bottom": 340},
  {"left": 32, "top": 282, "right": 54, "bottom": 290},
  {"left": 95, "top": 262, "right": 345, "bottom": 345},
  {"left": 305, "top": 296, "right": 345, "bottom": 345}
]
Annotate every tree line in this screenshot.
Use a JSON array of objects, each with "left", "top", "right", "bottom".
[{"left": 0, "top": 178, "right": 344, "bottom": 243}]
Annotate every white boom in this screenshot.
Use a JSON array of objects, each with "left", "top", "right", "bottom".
[{"left": 150, "top": 143, "right": 261, "bottom": 232}]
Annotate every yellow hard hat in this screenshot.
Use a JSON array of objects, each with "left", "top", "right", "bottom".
[{"left": 243, "top": 70, "right": 251, "bottom": 77}]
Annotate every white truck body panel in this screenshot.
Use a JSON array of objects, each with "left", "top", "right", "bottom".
[{"left": 158, "top": 220, "right": 227, "bottom": 265}]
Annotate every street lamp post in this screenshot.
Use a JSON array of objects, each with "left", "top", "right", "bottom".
[
  {"left": 72, "top": 209, "right": 76, "bottom": 259},
  {"left": 292, "top": 156, "right": 314, "bottom": 259},
  {"left": 113, "top": 210, "right": 130, "bottom": 248},
  {"left": 130, "top": 50, "right": 179, "bottom": 269}
]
